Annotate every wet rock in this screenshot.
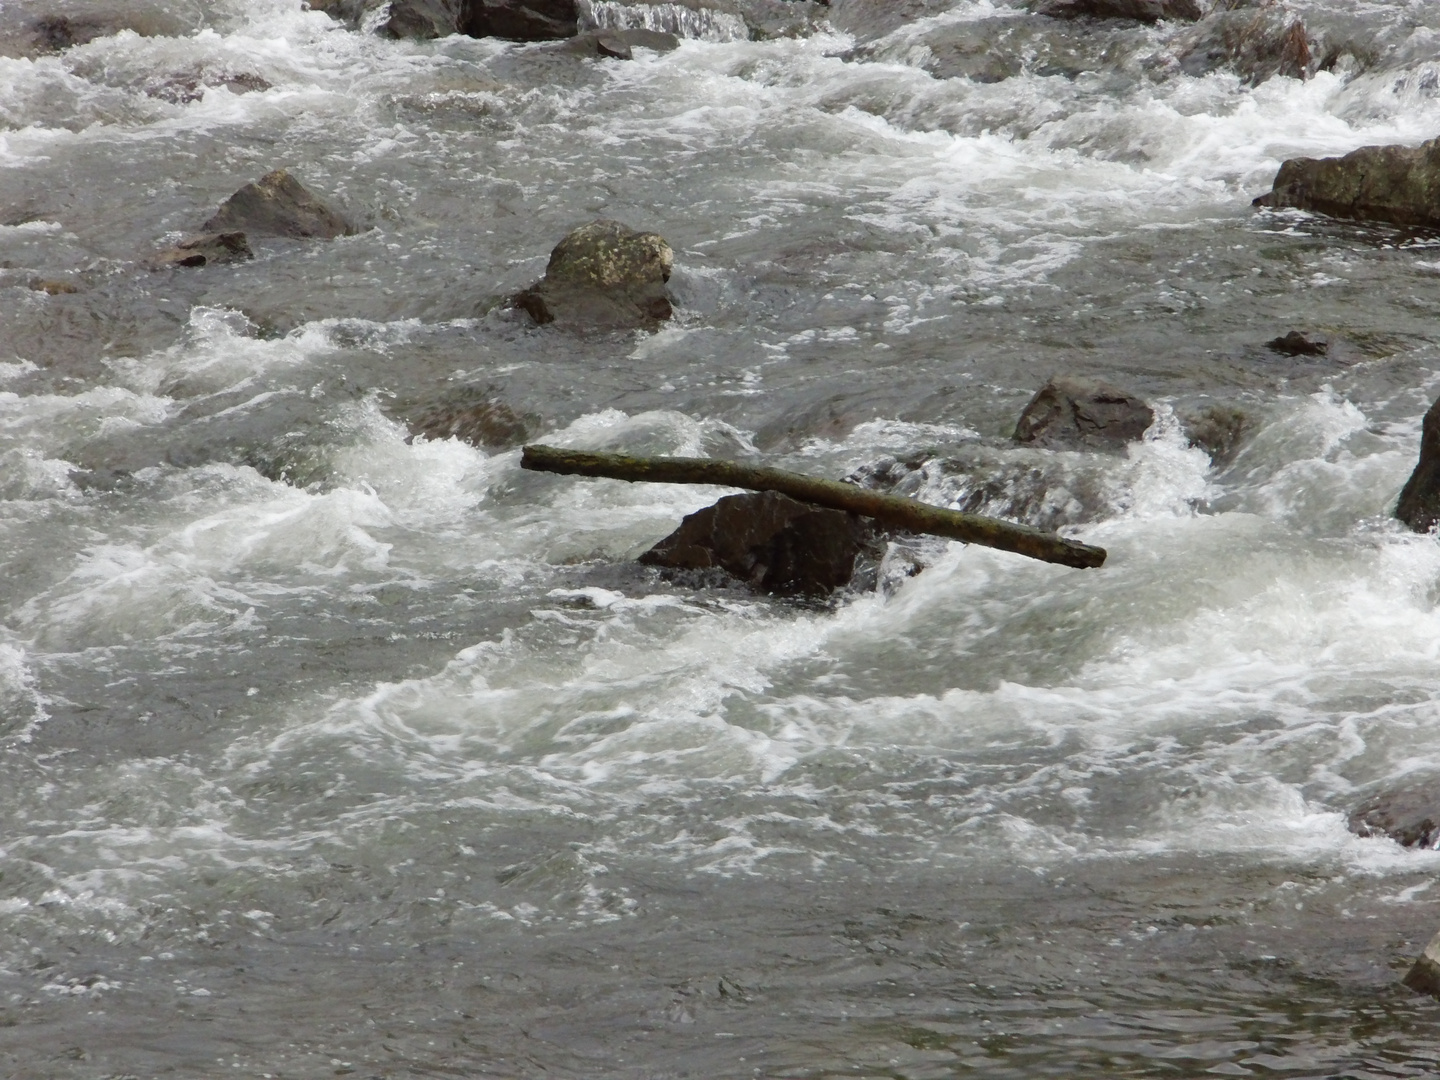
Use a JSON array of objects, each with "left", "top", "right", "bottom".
[
  {"left": 1171, "top": 3, "right": 1312, "bottom": 85},
  {"left": 1013, "top": 376, "right": 1155, "bottom": 451},
  {"left": 28, "top": 278, "right": 81, "bottom": 295},
  {"left": 145, "top": 69, "right": 272, "bottom": 104},
  {"left": 514, "top": 219, "right": 674, "bottom": 330},
  {"left": 639, "top": 491, "right": 883, "bottom": 597},
  {"left": 383, "top": 0, "right": 464, "bottom": 39},
  {"left": 461, "top": 0, "right": 580, "bottom": 41},
  {"left": 203, "top": 170, "right": 354, "bottom": 240},
  {"left": 2, "top": 9, "right": 186, "bottom": 56},
  {"left": 1396, "top": 394, "right": 1440, "bottom": 534},
  {"left": 1348, "top": 784, "right": 1440, "bottom": 849},
  {"left": 596, "top": 32, "right": 633, "bottom": 58},
  {"left": 147, "top": 232, "right": 254, "bottom": 270},
  {"left": 1406, "top": 929, "right": 1440, "bottom": 998},
  {"left": 1033, "top": 0, "right": 1201, "bottom": 24},
  {"left": 1253, "top": 138, "right": 1440, "bottom": 231},
  {"left": 1266, "top": 330, "right": 1327, "bottom": 357},
  {"left": 401, "top": 390, "right": 535, "bottom": 450},
  {"left": 1178, "top": 404, "right": 1250, "bottom": 468},
  {"left": 307, "top": 0, "right": 388, "bottom": 28},
  {"left": 555, "top": 29, "right": 679, "bottom": 57}
]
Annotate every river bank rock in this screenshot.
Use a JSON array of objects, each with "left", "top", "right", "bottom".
[
  {"left": 147, "top": 232, "right": 254, "bottom": 270},
  {"left": 203, "top": 169, "right": 354, "bottom": 239},
  {"left": 1396, "top": 394, "right": 1440, "bottom": 533},
  {"left": 639, "top": 491, "right": 884, "bottom": 597},
  {"left": 514, "top": 219, "right": 674, "bottom": 329},
  {"left": 1033, "top": 0, "right": 1201, "bottom": 23},
  {"left": 1348, "top": 784, "right": 1440, "bottom": 849},
  {"left": 1013, "top": 376, "right": 1154, "bottom": 451},
  {"left": 1253, "top": 138, "right": 1440, "bottom": 230}
]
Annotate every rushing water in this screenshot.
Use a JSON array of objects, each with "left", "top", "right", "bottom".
[{"left": 8, "top": 0, "right": 1440, "bottom": 1075}]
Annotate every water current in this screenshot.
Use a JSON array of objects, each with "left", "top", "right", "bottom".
[{"left": 7, "top": 0, "right": 1440, "bottom": 1075}]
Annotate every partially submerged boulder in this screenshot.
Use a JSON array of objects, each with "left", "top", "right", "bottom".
[
  {"left": 639, "top": 491, "right": 883, "bottom": 597},
  {"left": 1034, "top": 0, "right": 1201, "bottom": 23},
  {"left": 1396, "top": 394, "right": 1440, "bottom": 533},
  {"left": 147, "top": 231, "right": 254, "bottom": 270},
  {"left": 383, "top": 0, "right": 464, "bottom": 39},
  {"left": 1348, "top": 783, "right": 1440, "bottom": 849},
  {"left": 514, "top": 219, "right": 674, "bottom": 329},
  {"left": 1253, "top": 138, "right": 1440, "bottom": 230},
  {"left": 1173, "top": 5, "right": 1312, "bottom": 84},
  {"left": 1014, "top": 376, "right": 1155, "bottom": 451},
  {"left": 1267, "top": 330, "right": 1328, "bottom": 356},
  {"left": 1178, "top": 404, "right": 1250, "bottom": 468},
  {"left": 402, "top": 390, "right": 534, "bottom": 450},
  {"left": 203, "top": 169, "right": 354, "bottom": 240},
  {"left": 461, "top": 0, "right": 579, "bottom": 40}
]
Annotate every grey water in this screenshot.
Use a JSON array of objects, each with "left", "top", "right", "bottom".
[{"left": 7, "top": 0, "right": 1440, "bottom": 1076}]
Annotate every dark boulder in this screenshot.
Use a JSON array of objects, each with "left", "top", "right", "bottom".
[
  {"left": 639, "top": 491, "right": 883, "bottom": 597},
  {"left": 147, "top": 232, "right": 254, "bottom": 270},
  {"left": 1173, "top": 6, "right": 1313, "bottom": 84},
  {"left": 514, "top": 219, "right": 674, "bottom": 330},
  {"left": 1034, "top": 0, "right": 1202, "bottom": 24},
  {"left": 203, "top": 169, "right": 354, "bottom": 240},
  {"left": 1014, "top": 376, "right": 1155, "bottom": 451},
  {"left": 402, "top": 390, "right": 534, "bottom": 450},
  {"left": 1396, "top": 394, "right": 1440, "bottom": 533},
  {"left": 1253, "top": 138, "right": 1440, "bottom": 230},
  {"left": 1348, "top": 784, "right": 1440, "bottom": 849},
  {"left": 1267, "top": 330, "right": 1327, "bottom": 356},
  {"left": 383, "top": 0, "right": 464, "bottom": 39},
  {"left": 596, "top": 32, "right": 633, "bottom": 58},
  {"left": 461, "top": 0, "right": 579, "bottom": 41}
]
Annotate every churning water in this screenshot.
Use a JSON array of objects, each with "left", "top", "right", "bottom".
[{"left": 8, "top": 0, "right": 1440, "bottom": 1075}]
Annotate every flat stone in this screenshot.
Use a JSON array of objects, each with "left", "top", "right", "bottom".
[
  {"left": 203, "top": 169, "right": 353, "bottom": 240},
  {"left": 595, "top": 33, "right": 633, "bottom": 58},
  {"left": 1014, "top": 376, "right": 1154, "bottom": 451}
]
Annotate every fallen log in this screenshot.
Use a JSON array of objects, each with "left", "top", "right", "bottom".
[{"left": 520, "top": 445, "right": 1107, "bottom": 569}]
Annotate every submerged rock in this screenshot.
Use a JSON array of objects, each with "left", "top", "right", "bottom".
[
  {"left": 639, "top": 491, "right": 883, "bottom": 597},
  {"left": 203, "top": 169, "right": 354, "bottom": 240},
  {"left": 1253, "top": 138, "right": 1440, "bottom": 230},
  {"left": 1173, "top": 4, "right": 1313, "bottom": 84},
  {"left": 402, "top": 390, "right": 535, "bottom": 450},
  {"left": 1396, "top": 394, "right": 1440, "bottom": 533},
  {"left": 1013, "top": 376, "right": 1154, "bottom": 451},
  {"left": 514, "top": 219, "right": 674, "bottom": 329},
  {"left": 1034, "top": 0, "right": 1201, "bottom": 24},
  {"left": 147, "top": 232, "right": 254, "bottom": 270},
  {"left": 1267, "top": 330, "right": 1328, "bottom": 357},
  {"left": 1348, "top": 784, "right": 1440, "bottom": 849},
  {"left": 1178, "top": 404, "right": 1250, "bottom": 468}
]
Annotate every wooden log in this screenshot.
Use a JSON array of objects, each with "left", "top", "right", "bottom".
[{"left": 520, "top": 445, "right": 1107, "bottom": 569}]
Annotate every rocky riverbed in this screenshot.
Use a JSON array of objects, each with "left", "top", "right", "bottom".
[{"left": 8, "top": 0, "right": 1440, "bottom": 1076}]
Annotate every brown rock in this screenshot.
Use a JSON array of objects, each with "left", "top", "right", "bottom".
[
  {"left": 1014, "top": 377, "right": 1155, "bottom": 451},
  {"left": 404, "top": 391, "right": 533, "bottom": 450},
  {"left": 1253, "top": 138, "right": 1440, "bottom": 230},
  {"left": 1348, "top": 783, "right": 1440, "bottom": 848},
  {"left": 147, "top": 232, "right": 254, "bottom": 270},
  {"left": 639, "top": 491, "right": 883, "bottom": 597},
  {"left": 514, "top": 219, "right": 674, "bottom": 330},
  {"left": 203, "top": 169, "right": 353, "bottom": 240},
  {"left": 1397, "top": 394, "right": 1440, "bottom": 533},
  {"left": 28, "top": 278, "right": 80, "bottom": 295}
]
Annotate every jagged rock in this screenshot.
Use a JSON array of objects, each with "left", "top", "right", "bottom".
[
  {"left": 1179, "top": 404, "right": 1249, "bottom": 467},
  {"left": 147, "top": 232, "right": 254, "bottom": 270},
  {"left": 639, "top": 491, "right": 883, "bottom": 597},
  {"left": 203, "top": 170, "right": 354, "bottom": 239},
  {"left": 1034, "top": 0, "right": 1201, "bottom": 24},
  {"left": 514, "top": 219, "right": 674, "bottom": 330},
  {"left": 1396, "top": 394, "right": 1440, "bottom": 533},
  {"left": 402, "top": 390, "right": 534, "bottom": 450},
  {"left": 1349, "top": 784, "right": 1440, "bottom": 849},
  {"left": 462, "top": 0, "right": 579, "bottom": 41},
  {"left": 1253, "top": 138, "right": 1440, "bottom": 230},
  {"left": 1014, "top": 377, "right": 1155, "bottom": 451},
  {"left": 383, "top": 0, "right": 463, "bottom": 38},
  {"left": 1267, "top": 330, "right": 1327, "bottom": 356},
  {"left": 1173, "top": 4, "right": 1312, "bottom": 84}
]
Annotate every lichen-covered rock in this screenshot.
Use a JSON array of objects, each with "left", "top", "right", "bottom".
[
  {"left": 1396, "top": 394, "right": 1440, "bottom": 533},
  {"left": 514, "top": 219, "right": 674, "bottom": 330},
  {"left": 147, "top": 231, "right": 254, "bottom": 270},
  {"left": 203, "top": 169, "right": 354, "bottom": 240},
  {"left": 462, "top": 0, "right": 580, "bottom": 41},
  {"left": 1034, "top": 0, "right": 1201, "bottom": 24},
  {"left": 639, "top": 491, "right": 882, "bottom": 597},
  {"left": 1014, "top": 377, "right": 1154, "bottom": 451},
  {"left": 1253, "top": 138, "right": 1440, "bottom": 230}
]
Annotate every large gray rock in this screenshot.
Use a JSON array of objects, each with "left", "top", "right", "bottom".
[
  {"left": 382, "top": 0, "right": 464, "bottom": 38},
  {"left": 203, "top": 169, "right": 354, "bottom": 240},
  {"left": 461, "top": 0, "right": 579, "bottom": 40},
  {"left": 1396, "top": 394, "right": 1440, "bottom": 533},
  {"left": 514, "top": 219, "right": 674, "bottom": 330},
  {"left": 1034, "top": 0, "right": 1201, "bottom": 23},
  {"left": 1253, "top": 138, "right": 1440, "bottom": 230},
  {"left": 639, "top": 491, "right": 883, "bottom": 597},
  {"left": 1014, "top": 377, "right": 1155, "bottom": 451}
]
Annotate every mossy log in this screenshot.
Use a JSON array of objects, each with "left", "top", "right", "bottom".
[{"left": 520, "top": 445, "right": 1107, "bottom": 569}]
